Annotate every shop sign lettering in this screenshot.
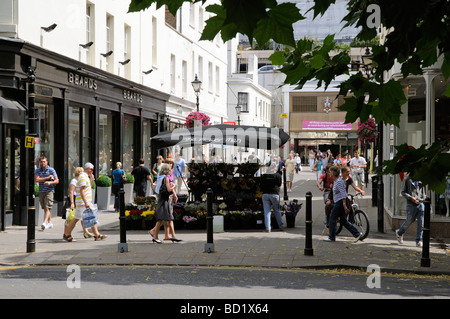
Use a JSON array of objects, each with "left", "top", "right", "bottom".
[
  {"left": 123, "top": 89, "right": 143, "bottom": 103},
  {"left": 67, "top": 72, "right": 97, "bottom": 90}
]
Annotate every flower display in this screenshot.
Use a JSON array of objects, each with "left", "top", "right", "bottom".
[
  {"left": 357, "top": 118, "right": 377, "bottom": 144},
  {"left": 185, "top": 111, "right": 211, "bottom": 128}
]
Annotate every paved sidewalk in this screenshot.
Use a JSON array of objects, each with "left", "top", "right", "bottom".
[
  {"left": 0, "top": 205, "right": 448, "bottom": 274},
  {"left": 0, "top": 170, "right": 448, "bottom": 274}
]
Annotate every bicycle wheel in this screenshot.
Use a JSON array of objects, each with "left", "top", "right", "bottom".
[{"left": 353, "top": 210, "right": 370, "bottom": 240}]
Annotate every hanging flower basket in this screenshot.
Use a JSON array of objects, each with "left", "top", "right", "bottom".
[
  {"left": 185, "top": 111, "right": 211, "bottom": 128},
  {"left": 357, "top": 118, "right": 377, "bottom": 144}
]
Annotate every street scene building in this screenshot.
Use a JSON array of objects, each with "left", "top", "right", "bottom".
[{"left": 0, "top": 0, "right": 448, "bottom": 240}]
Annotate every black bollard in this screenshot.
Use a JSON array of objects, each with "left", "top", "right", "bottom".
[
  {"left": 26, "top": 205, "right": 36, "bottom": 253},
  {"left": 304, "top": 191, "right": 314, "bottom": 256},
  {"left": 420, "top": 197, "right": 431, "bottom": 267},
  {"left": 118, "top": 186, "right": 128, "bottom": 253},
  {"left": 204, "top": 188, "right": 214, "bottom": 253}
]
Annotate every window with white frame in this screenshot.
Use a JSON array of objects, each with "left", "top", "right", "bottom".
[
  {"left": 170, "top": 54, "right": 176, "bottom": 92},
  {"left": 182, "top": 60, "right": 187, "bottom": 98},
  {"left": 208, "top": 62, "right": 213, "bottom": 92},
  {"left": 238, "top": 92, "right": 249, "bottom": 112},
  {"left": 215, "top": 66, "right": 220, "bottom": 95},
  {"left": 152, "top": 17, "right": 157, "bottom": 67},
  {"left": 106, "top": 14, "right": 114, "bottom": 72}
]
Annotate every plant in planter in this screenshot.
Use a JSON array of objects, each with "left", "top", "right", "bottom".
[
  {"left": 96, "top": 175, "right": 112, "bottom": 210},
  {"left": 123, "top": 173, "right": 135, "bottom": 203}
]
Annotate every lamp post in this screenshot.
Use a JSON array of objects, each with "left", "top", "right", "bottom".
[
  {"left": 191, "top": 74, "right": 202, "bottom": 112},
  {"left": 235, "top": 104, "right": 241, "bottom": 125},
  {"left": 361, "top": 46, "right": 384, "bottom": 233}
]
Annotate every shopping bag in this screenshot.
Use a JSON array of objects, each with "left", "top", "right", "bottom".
[
  {"left": 65, "top": 208, "right": 75, "bottom": 225},
  {"left": 82, "top": 205, "right": 98, "bottom": 228}
]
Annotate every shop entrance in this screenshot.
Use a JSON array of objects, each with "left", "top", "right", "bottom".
[{"left": 4, "top": 127, "right": 24, "bottom": 227}]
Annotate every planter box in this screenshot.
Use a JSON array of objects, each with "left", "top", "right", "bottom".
[
  {"left": 124, "top": 183, "right": 134, "bottom": 204},
  {"left": 97, "top": 186, "right": 112, "bottom": 210}
]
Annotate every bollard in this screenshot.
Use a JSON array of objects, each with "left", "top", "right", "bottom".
[
  {"left": 420, "top": 197, "right": 431, "bottom": 267},
  {"left": 204, "top": 188, "right": 215, "bottom": 253},
  {"left": 118, "top": 186, "right": 128, "bottom": 253},
  {"left": 304, "top": 192, "right": 314, "bottom": 256},
  {"left": 26, "top": 205, "right": 36, "bottom": 253}
]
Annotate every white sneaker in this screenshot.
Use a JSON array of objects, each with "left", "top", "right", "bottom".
[
  {"left": 353, "top": 233, "right": 362, "bottom": 243},
  {"left": 46, "top": 222, "right": 53, "bottom": 229},
  {"left": 41, "top": 223, "right": 47, "bottom": 230},
  {"left": 395, "top": 230, "right": 403, "bottom": 244},
  {"left": 416, "top": 241, "right": 422, "bottom": 247}
]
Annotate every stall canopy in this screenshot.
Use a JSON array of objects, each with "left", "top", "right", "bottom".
[{"left": 151, "top": 124, "right": 289, "bottom": 150}]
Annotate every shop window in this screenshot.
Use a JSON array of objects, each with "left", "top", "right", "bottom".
[
  {"left": 99, "top": 111, "right": 113, "bottom": 175},
  {"left": 123, "top": 116, "right": 136, "bottom": 172},
  {"left": 35, "top": 103, "right": 55, "bottom": 167}
]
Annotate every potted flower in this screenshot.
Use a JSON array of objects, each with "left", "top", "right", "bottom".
[
  {"left": 96, "top": 175, "right": 112, "bottom": 210},
  {"left": 123, "top": 172, "right": 134, "bottom": 204}
]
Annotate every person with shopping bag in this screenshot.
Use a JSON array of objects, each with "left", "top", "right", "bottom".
[
  {"left": 64, "top": 167, "right": 94, "bottom": 238},
  {"left": 63, "top": 163, "right": 107, "bottom": 242}
]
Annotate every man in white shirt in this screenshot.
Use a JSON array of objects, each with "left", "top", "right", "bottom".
[{"left": 349, "top": 151, "right": 367, "bottom": 191}]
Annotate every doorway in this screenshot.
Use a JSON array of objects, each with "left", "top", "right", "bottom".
[{"left": 4, "top": 127, "right": 24, "bottom": 226}]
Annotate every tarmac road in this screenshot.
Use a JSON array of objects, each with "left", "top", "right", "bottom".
[{"left": 0, "top": 265, "right": 449, "bottom": 299}]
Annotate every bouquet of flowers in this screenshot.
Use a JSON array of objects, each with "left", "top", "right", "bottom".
[
  {"left": 357, "top": 118, "right": 377, "bottom": 144},
  {"left": 185, "top": 111, "right": 211, "bottom": 128}
]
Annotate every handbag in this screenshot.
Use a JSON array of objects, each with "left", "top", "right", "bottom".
[{"left": 82, "top": 204, "right": 99, "bottom": 228}]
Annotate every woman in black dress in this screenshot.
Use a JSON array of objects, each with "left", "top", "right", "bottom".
[{"left": 152, "top": 164, "right": 180, "bottom": 243}]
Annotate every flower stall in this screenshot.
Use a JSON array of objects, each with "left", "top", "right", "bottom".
[{"left": 122, "top": 162, "right": 302, "bottom": 230}]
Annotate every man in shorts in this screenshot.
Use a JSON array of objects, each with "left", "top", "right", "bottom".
[
  {"left": 349, "top": 151, "right": 367, "bottom": 191},
  {"left": 35, "top": 156, "right": 59, "bottom": 230}
]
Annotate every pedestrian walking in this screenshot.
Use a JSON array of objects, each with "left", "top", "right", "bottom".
[
  {"left": 308, "top": 150, "right": 315, "bottom": 171},
  {"left": 395, "top": 173, "right": 426, "bottom": 247},
  {"left": 174, "top": 152, "right": 187, "bottom": 194},
  {"left": 261, "top": 161, "right": 284, "bottom": 232},
  {"left": 132, "top": 158, "right": 152, "bottom": 197},
  {"left": 63, "top": 163, "right": 107, "bottom": 242},
  {"left": 294, "top": 153, "right": 302, "bottom": 173},
  {"left": 112, "top": 162, "right": 125, "bottom": 212},
  {"left": 151, "top": 164, "right": 181, "bottom": 243},
  {"left": 152, "top": 155, "right": 164, "bottom": 180},
  {"left": 285, "top": 153, "right": 296, "bottom": 192},
  {"left": 35, "top": 156, "right": 59, "bottom": 230},
  {"left": 324, "top": 165, "right": 362, "bottom": 242},
  {"left": 65, "top": 167, "right": 94, "bottom": 239},
  {"left": 317, "top": 163, "right": 334, "bottom": 225},
  {"left": 349, "top": 151, "right": 367, "bottom": 191}
]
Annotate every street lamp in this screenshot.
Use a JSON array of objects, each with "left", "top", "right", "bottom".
[
  {"left": 361, "top": 46, "right": 384, "bottom": 233},
  {"left": 235, "top": 104, "right": 241, "bottom": 125},
  {"left": 191, "top": 74, "right": 202, "bottom": 112}
]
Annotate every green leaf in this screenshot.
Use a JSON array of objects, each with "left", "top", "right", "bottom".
[
  {"left": 254, "top": 3, "right": 303, "bottom": 47},
  {"left": 269, "top": 51, "right": 286, "bottom": 66}
]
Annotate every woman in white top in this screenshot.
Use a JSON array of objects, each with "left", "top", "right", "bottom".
[{"left": 64, "top": 170, "right": 94, "bottom": 239}]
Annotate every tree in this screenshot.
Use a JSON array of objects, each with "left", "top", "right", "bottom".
[{"left": 128, "top": 0, "right": 450, "bottom": 192}]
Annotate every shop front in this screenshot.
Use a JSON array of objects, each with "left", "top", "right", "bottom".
[{"left": 0, "top": 38, "right": 168, "bottom": 227}]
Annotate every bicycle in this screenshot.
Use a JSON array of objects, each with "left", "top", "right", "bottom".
[{"left": 335, "top": 192, "right": 370, "bottom": 240}]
